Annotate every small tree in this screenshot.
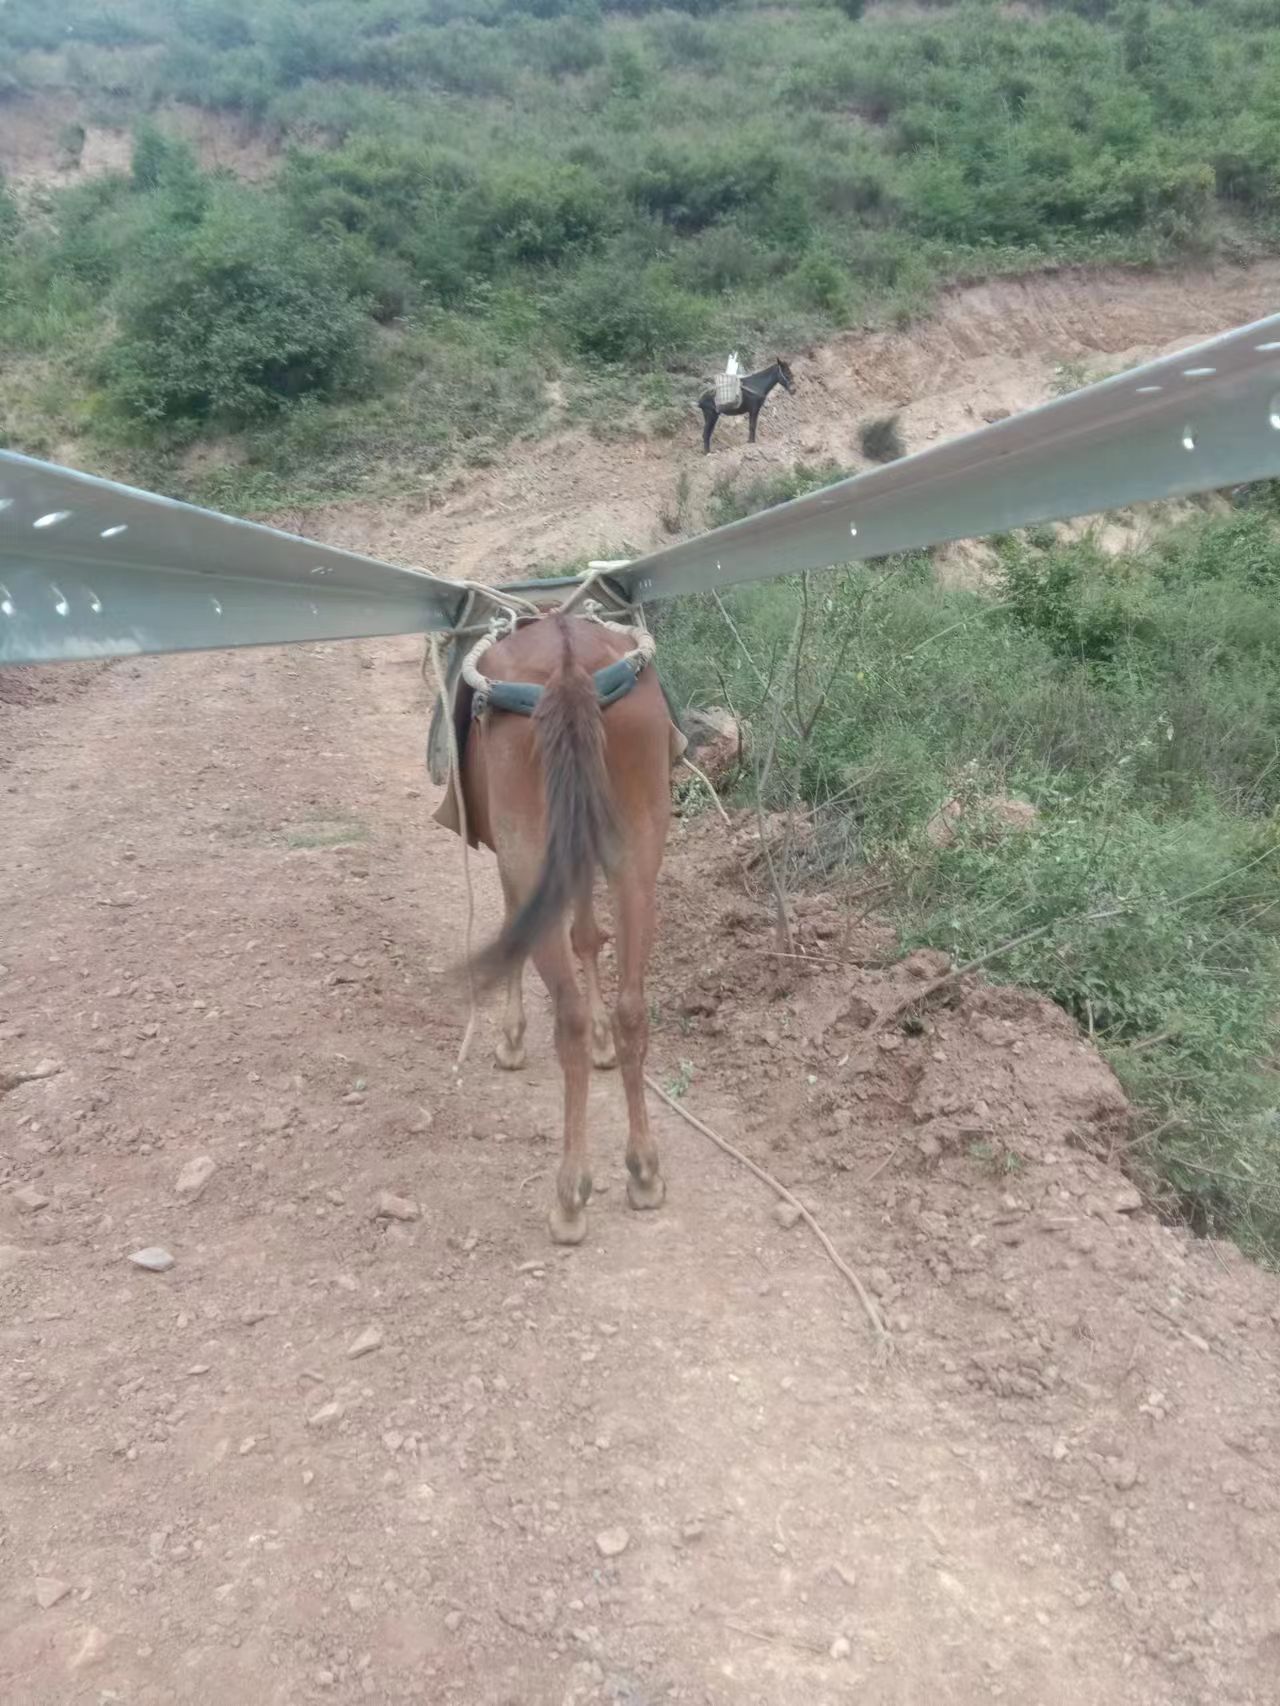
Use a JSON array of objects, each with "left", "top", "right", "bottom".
[
  {"left": 859, "top": 413, "right": 905, "bottom": 463},
  {"left": 105, "top": 192, "right": 370, "bottom": 427}
]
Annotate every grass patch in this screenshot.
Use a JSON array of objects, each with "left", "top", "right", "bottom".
[
  {"left": 281, "top": 819, "right": 369, "bottom": 849},
  {"left": 659, "top": 481, "right": 1280, "bottom": 1262}
]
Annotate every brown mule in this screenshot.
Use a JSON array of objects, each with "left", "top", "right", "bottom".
[{"left": 455, "top": 613, "right": 674, "bottom": 1244}]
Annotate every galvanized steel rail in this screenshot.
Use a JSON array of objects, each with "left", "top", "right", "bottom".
[
  {"left": 0, "top": 452, "right": 466, "bottom": 664},
  {"left": 5, "top": 311, "right": 1280, "bottom": 667}
]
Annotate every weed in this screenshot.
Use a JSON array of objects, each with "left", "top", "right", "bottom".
[
  {"left": 665, "top": 1059, "right": 695, "bottom": 1099},
  {"left": 858, "top": 414, "right": 904, "bottom": 464}
]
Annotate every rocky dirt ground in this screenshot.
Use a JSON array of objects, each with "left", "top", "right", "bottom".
[{"left": 3, "top": 266, "right": 1280, "bottom": 1704}]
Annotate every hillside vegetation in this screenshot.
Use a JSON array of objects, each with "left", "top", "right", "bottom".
[
  {"left": 4, "top": 0, "right": 1280, "bottom": 501},
  {"left": 660, "top": 472, "right": 1280, "bottom": 1263}
]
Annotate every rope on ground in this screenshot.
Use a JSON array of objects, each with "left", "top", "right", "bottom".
[
  {"left": 643, "top": 1072, "right": 892, "bottom": 1354},
  {"left": 425, "top": 632, "right": 478, "bottom": 1069}
]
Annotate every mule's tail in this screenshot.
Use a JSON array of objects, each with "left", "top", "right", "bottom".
[{"left": 469, "top": 615, "right": 619, "bottom": 988}]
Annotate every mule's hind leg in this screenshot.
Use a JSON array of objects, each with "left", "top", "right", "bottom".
[
  {"left": 571, "top": 894, "right": 616, "bottom": 1070},
  {"left": 493, "top": 873, "right": 528, "bottom": 1071},
  {"left": 533, "top": 924, "right": 594, "bottom": 1245},
  {"left": 495, "top": 959, "right": 527, "bottom": 1070},
  {"left": 610, "top": 862, "right": 664, "bottom": 1212}
]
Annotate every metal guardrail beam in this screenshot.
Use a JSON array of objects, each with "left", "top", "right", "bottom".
[
  {"left": 608, "top": 311, "right": 1280, "bottom": 605},
  {"left": 0, "top": 452, "right": 468, "bottom": 664},
  {"left": 5, "top": 311, "right": 1280, "bottom": 666}
]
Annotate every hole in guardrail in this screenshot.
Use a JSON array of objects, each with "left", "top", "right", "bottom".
[
  {"left": 210, "top": 597, "right": 223, "bottom": 616},
  {"left": 51, "top": 585, "right": 68, "bottom": 616},
  {"left": 100, "top": 525, "right": 128, "bottom": 539},
  {"left": 849, "top": 524, "right": 858, "bottom": 538},
  {"left": 1182, "top": 367, "right": 1216, "bottom": 378},
  {"left": 1270, "top": 395, "right": 1280, "bottom": 430},
  {"left": 33, "top": 511, "right": 71, "bottom": 530},
  {"left": 88, "top": 589, "right": 102, "bottom": 613},
  {"left": 0, "top": 498, "right": 12, "bottom": 513},
  {"left": 1181, "top": 426, "right": 1197, "bottom": 452},
  {"left": 0, "top": 585, "right": 13, "bottom": 617},
  {"left": 1257, "top": 341, "right": 1280, "bottom": 352},
  {"left": 1135, "top": 385, "right": 1162, "bottom": 395},
  {"left": 310, "top": 565, "right": 330, "bottom": 577}
]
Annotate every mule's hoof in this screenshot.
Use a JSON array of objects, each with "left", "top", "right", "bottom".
[
  {"left": 626, "top": 1173, "right": 666, "bottom": 1212},
  {"left": 592, "top": 1036, "right": 617, "bottom": 1071},
  {"left": 549, "top": 1205, "right": 588, "bottom": 1245},
  {"left": 494, "top": 1037, "right": 527, "bottom": 1072}
]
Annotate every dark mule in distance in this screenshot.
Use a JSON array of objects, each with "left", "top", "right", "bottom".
[
  {"left": 454, "top": 613, "right": 674, "bottom": 1245},
  {"left": 698, "top": 357, "right": 794, "bottom": 454}
]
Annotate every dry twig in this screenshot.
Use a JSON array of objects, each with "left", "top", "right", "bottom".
[{"left": 644, "top": 1074, "right": 891, "bottom": 1351}]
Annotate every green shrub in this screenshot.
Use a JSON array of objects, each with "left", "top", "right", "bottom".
[
  {"left": 999, "top": 537, "right": 1153, "bottom": 664},
  {"left": 130, "top": 125, "right": 210, "bottom": 226},
  {"left": 104, "top": 192, "right": 371, "bottom": 426},
  {"left": 466, "top": 165, "right": 611, "bottom": 265},
  {"left": 670, "top": 225, "right": 770, "bottom": 294},
  {"left": 626, "top": 141, "right": 798, "bottom": 233},
  {"left": 515, "top": 15, "right": 605, "bottom": 75},
  {"left": 557, "top": 258, "right": 708, "bottom": 362},
  {"left": 788, "top": 246, "right": 848, "bottom": 315},
  {"left": 859, "top": 413, "right": 904, "bottom": 463}
]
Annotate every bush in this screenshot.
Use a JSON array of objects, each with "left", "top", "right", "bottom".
[
  {"left": 557, "top": 259, "right": 708, "bottom": 362},
  {"left": 999, "top": 537, "right": 1153, "bottom": 664},
  {"left": 281, "top": 139, "right": 479, "bottom": 305},
  {"left": 0, "top": 176, "right": 18, "bottom": 312},
  {"left": 670, "top": 225, "right": 770, "bottom": 294},
  {"left": 626, "top": 141, "right": 798, "bottom": 233},
  {"left": 130, "top": 126, "right": 209, "bottom": 226},
  {"left": 515, "top": 16, "right": 605, "bottom": 75},
  {"left": 788, "top": 246, "right": 848, "bottom": 315},
  {"left": 104, "top": 192, "right": 371, "bottom": 426},
  {"left": 466, "top": 165, "right": 611, "bottom": 265},
  {"left": 859, "top": 413, "right": 904, "bottom": 463}
]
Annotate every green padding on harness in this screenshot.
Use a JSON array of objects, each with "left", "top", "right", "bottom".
[{"left": 481, "top": 656, "right": 639, "bottom": 718}]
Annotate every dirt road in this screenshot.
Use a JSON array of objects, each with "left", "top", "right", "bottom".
[
  {"left": 3, "top": 631, "right": 1279, "bottom": 1705},
  {"left": 4, "top": 263, "right": 1280, "bottom": 1702}
]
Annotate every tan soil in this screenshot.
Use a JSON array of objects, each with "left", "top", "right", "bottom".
[
  {"left": 3, "top": 264, "right": 1280, "bottom": 1703},
  {"left": 0, "top": 93, "right": 278, "bottom": 192}
]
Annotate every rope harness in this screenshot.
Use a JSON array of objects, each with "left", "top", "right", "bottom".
[{"left": 460, "top": 611, "right": 656, "bottom": 721}]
